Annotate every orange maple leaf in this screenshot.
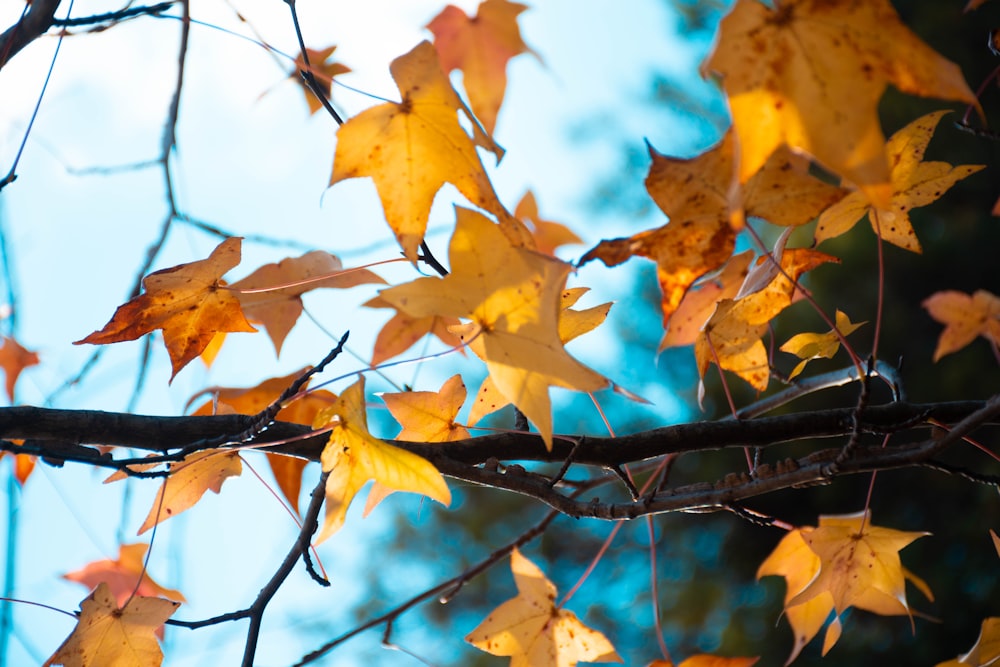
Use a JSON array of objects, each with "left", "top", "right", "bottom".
[
  {"left": 922, "top": 289, "right": 1000, "bottom": 361},
  {"left": 580, "top": 133, "right": 843, "bottom": 332},
  {"left": 466, "top": 547, "right": 622, "bottom": 667},
  {"left": 290, "top": 45, "right": 350, "bottom": 115},
  {"left": 935, "top": 617, "right": 1000, "bottom": 667},
  {"left": 427, "top": 0, "right": 534, "bottom": 134},
  {"left": 313, "top": 376, "right": 450, "bottom": 541},
  {"left": 514, "top": 191, "right": 582, "bottom": 257},
  {"left": 330, "top": 40, "right": 525, "bottom": 261},
  {"left": 64, "top": 543, "right": 185, "bottom": 607},
  {"left": 0, "top": 335, "right": 39, "bottom": 401},
  {"left": 1, "top": 448, "right": 36, "bottom": 485},
  {"left": 816, "top": 111, "right": 985, "bottom": 252},
  {"left": 191, "top": 369, "right": 337, "bottom": 513},
  {"left": 229, "top": 251, "right": 384, "bottom": 356},
  {"left": 695, "top": 248, "right": 838, "bottom": 391},
  {"left": 75, "top": 237, "right": 256, "bottom": 380},
  {"left": 379, "top": 207, "right": 608, "bottom": 449},
  {"left": 365, "top": 294, "right": 464, "bottom": 366},
  {"left": 382, "top": 374, "right": 471, "bottom": 443},
  {"left": 704, "top": 0, "right": 976, "bottom": 207},
  {"left": 105, "top": 450, "right": 243, "bottom": 535},
  {"left": 661, "top": 251, "right": 752, "bottom": 350},
  {"left": 45, "top": 582, "right": 180, "bottom": 667}
]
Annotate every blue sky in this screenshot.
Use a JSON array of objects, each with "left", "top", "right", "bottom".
[{"left": 0, "top": 0, "right": 724, "bottom": 663}]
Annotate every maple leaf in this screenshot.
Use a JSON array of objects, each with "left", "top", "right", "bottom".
[
  {"left": 514, "top": 191, "right": 582, "bottom": 256},
  {"left": 380, "top": 207, "right": 608, "bottom": 449},
  {"left": 44, "top": 582, "right": 180, "bottom": 667},
  {"left": 704, "top": 0, "right": 976, "bottom": 207},
  {"left": 64, "top": 543, "right": 185, "bottom": 607},
  {"left": 935, "top": 617, "right": 1000, "bottom": 667},
  {"left": 466, "top": 547, "right": 622, "bottom": 667},
  {"left": 290, "top": 45, "right": 350, "bottom": 115},
  {"left": 695, "top": 248, "right": 838, "bottom": 392},
  {"left": 229, "top": 251, "right": 384, "bottom": 356},
  {"left": 330, "top": 40, "right": 524, "bottom": 261},
  {"left": 314, "top": 376, "right": 450, "bottom": 541},
  {"left": 105, "top": 450, "right": 243, "bottom": 535},
  {"left": 382, "top": 374, "right": 471, "bottom": 442},
  {"left": 75, "top": 237, "right": 256, "bottom": 380},
  {"left": 759, "top": 513, "right": 933, "bottom": 662},
  {"left": 1, "top": 449, "right": 36, "bottom": 485},
  {"left": 191, "top": 369, "right": 337, "bottom": 513},
  {"left": 427, "top": 0, "right": 534, "bottom": 134},
  {"left": 365, "top": 294, "right": 465, "bottom": 366},
  {"left": 922, "top": 289, "right": 1000, "bottom": 361},
  {"left": 468, "top": 287, "right": 611, "bottom": 425},
  {"left": 579, "top": 132, "right": 843, "bottom": 333},
  {"left": 788, "top": 511, "right": 930, "bottom": 618},
  {"left": 816, "top": 111, "right": 985, "bottom": 252},
  {"left": 779, "top": 310, "right": 865, "bottom": 379},
  {"left": 0, "top": 335, "right": 39, "bottom": 401},
  {"left": 661, "top": 251, "right": 752, "bottom": 349},
  {"left": 647, "top": 657, "right": 759, "bottom": 667},
  {"left": 757, "top": 528, "right": 842, "bottom": 664}
]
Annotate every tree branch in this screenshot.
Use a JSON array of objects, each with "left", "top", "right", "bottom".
[{"left": 0, "top": 0, "right": 60, "bottom": 70}]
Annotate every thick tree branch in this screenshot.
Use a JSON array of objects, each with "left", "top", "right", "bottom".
[
  {"left": 1, "top": 399, "right": 996, "bottom": 521},
  {"left": 0, "top": 0, "right": 60, "bottom": 70}
]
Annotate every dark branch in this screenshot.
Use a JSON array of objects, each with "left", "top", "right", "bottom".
[{"left": 0, "top": 0, "right": 60, "bottom": 70}]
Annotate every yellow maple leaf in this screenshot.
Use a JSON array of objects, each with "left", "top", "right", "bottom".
[
  {"left": 427, "top": 0, "right": 535, "bottom": 134},
  {"left": 330, "top": 40, "right": 523, "bottom": 262},
  {"left": 758, "top": 528, "right": 842, "bottom": 664},
  {"left": 467, "top": 287, "right": 611, "bottom": 426},
  {"left": 780, "top": 310, "right": 866, "bottom": 380},
  {"left": 695, "top": 248, "right": 837, "bottom": 392},
  {"left": 935, "top": 617, "right": 1000, "bottom": 667},
  {"left": 788, "top": 511, "right": 930, "bottom": 618},
  {"left": 704, "top": 0, "right": 976, "bottom": 207},
  {"left": 380, "top": 207, "right": 608, "bottom": 449},
  {"left": 314, "top": 376, "right": 450, "bottom": 541},
  {"left": 105, "top": 450, "right": 243, "bottom": 535},
  {"left": 816, "top": 111, "right": 985, "bottom": 252},
  {"left": 44, "top": 582, "right": 180, "bottom": 667},
  {"left": 922, "top": 289, "right": 1000, "bottom": 361},
  {"left": 466, "top": 548, "right": 622, "bottom": 667},
  {"left": 230, "top": 251, "right": 384, "bottom": 356},
  {"left": 381, "top": 374, "right": 470, "bottom": 443},
  {"left": 75, "top": 237, "right": 256, "bottom": 380}
]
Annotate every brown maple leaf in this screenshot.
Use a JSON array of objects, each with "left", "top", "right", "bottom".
[
  {"left": 923, "top": 289, "right": 1000, "bottom": 361},
  {"left": 290, "top": 45, "right": 350, "bottom": 115},
  {"left": 229, "top": 251, "right": 384, "bottom": 355},
  {"left": 75, "top": 237, "right": 256, "bottom": 380}
]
